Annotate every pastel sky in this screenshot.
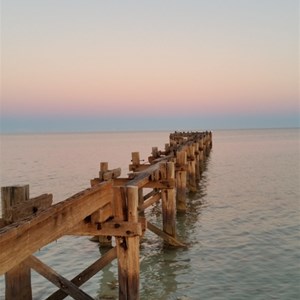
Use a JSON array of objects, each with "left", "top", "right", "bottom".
[{"left": 1, "top": 0, "right": 299, "bottom": 132}]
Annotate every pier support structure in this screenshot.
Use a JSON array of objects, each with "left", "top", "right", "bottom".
[{"left": 0, "top": 131, "right": 212, "bottom": 300}]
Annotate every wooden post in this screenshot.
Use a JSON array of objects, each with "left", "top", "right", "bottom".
[
  {"left": 126, "top": 186, "right": 140, "bottom": 300},
  {"left": 187, "top": 145, "right": 197, "bottom": 192},
  {"left": 130, "top": 152, "right": 140, "bottom": 172},
  {"left": 1, "top": 185, "right": 29, "bottom": 216},
  {"left": 203, "top": 133, "right": 208, "bottom": 157},
  {"left": 113, "top": 187, "right": 127, "bottom": 299},
  {"left": 198, "top": 137, "right": 204, "bottom": 174},
  {"left": 194, "top": 142, "right": 201, "bottom": 182},
  {"left": 208, "top": 131, "right": 213, "bottom": 150},
  {"left": 114, "top": 186, "right": 140, "bottom": 300},
  {"left": 161, "top": 162, "right": 176, "bottom": 241},
  {"left": 176, "top": 151, "right": 187, "bottom": 212},
  {"left": 152, "top": 147, "right": 159, "bottom": 159},
  {"left": 165, "top": 143, "right": 170, "bottom": 155},
  {"left": 98, "top": 162, "right": 112, "bottom": 247},
  {"left": 99, "top": 162, "right": 109, "bottom": 181},
  {"left": 1, "top": 185, "right": 32, "bottom": 300}
]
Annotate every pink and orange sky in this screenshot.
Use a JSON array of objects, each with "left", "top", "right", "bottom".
[{"left": 1, "top": 0, "right": 299, "bottom": 132}]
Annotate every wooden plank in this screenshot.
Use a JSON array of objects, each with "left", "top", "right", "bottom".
[
  {"left": 46, "top": 247, "right": 117, "bottom": 300},
  {"left": 91, "top": 202, "right": 112, "bottom": 223},
  {"left": 102, "top": 168, "right": 122, "bottom": 180},
  {"left": 138, "top": 192, "right": 161, "bottom": 211},
  {"left": 113, "top": 178, "right": 130, "bottom": 187},
  {"left": 5, "top": 194, "right": 53, "bottom": 223},
  {"left": 68, "top": 221, "right": 142, "bottom": 237},
  {"left": 143, "top": 189, "right": 156, "bottom": 201},
  {"left": 129, "top": 164, "right": 150, "bottom": 172},
  {"left": 0, "top": 181, "right": 113, "bottom": 275},
  {"left": 113, "top": 177, "right": 176, "bottom": 189},
  {"left": 147, "top": 221, "right": 186, "bottom": 247},
  {"left": 90, "top": 178, "right": 101, "bottom": 187},
  {"left": 126, "top": 162, "right": 163, "bottom": 188},
  {"left": 143, "top": 179, "right": 175, "bottom": 189},
  {"left": 25, "top": 255, "right": 94, "bottom": 300}
]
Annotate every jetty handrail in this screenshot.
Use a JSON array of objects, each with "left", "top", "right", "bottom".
[{"left": 0, "top": 181, "right": 113, "bottom": 274}]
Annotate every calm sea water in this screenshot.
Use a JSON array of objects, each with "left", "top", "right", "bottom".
[{"left": 0, "top": 129, "right": 299, "bottom": 299}]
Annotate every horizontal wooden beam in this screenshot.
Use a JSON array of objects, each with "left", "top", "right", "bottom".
[
  {"left": 68, "top": 220, "right": 143, "bottom": 237},
  {"left": 0, "top": 181, "right": 113, "bottom": 275},
  {"left": 126, "top": 162, "right": 166, "bottom": 188},
  {"left": 101, "top": 167, "right": 122, "bottom": 180},
  {"left": 144, "top": 179, "right": 175, "bottom": 189},
  {"left": 113, "top": 178, "right": 175, "bottom": 189},
  {"left": 128, "top": 164, "right": 151, "bottom": 172}
]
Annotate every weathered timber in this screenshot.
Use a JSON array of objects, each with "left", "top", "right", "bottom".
[
  {"left": 138, "top": 191, "right": 161, "bottom": 211},
  {"left": 25, "top": 255, "right": 94, "bottom": 300},
  {"left": 0, "top": 181, "right": 113, "bottom": 275},
  {"left": 5, "top": 193, "right": 53, "bottom": 223},
  {"left": 114, "top": 186, "right": 141, "bottom": 300},
  {"left": 1, "top": 185, "right": 29, "bottom": 215},
  {"left": 187, "top": 144, "right": 197, "bottom": 192},
  {"left": 68, "top": 220, "right": 142, "bottom": 237},
  {"left": 161, "top": 162, "right": 177, "bottom": 241},
  {"left": 91, "top": 202, "right": 112, "bottom": 224},
  {"left": 46, "top": 247, "right": 117, "bottom": 300},
  {"left": 147, "top": 222, "right": 185, "bottom": 247},
  {"left": 2, "top": 185, "right": 32, "bottom": 300},
  {"left": 129, "top": 152, "right": 141, "bottom": 171},
  {"left": 0, "top": 218, "right": 6, "bottom": 228},
  {"left": 103, "top": 168, "right": 122, "bottom": 180},
  {"left": 0, "top": 130, "right": 212, "bottom": 299},
  {"left": 113, "top": 177, "right": 175, "bottom": 189},
  {"left": 99, "top": 162, "right": 122, "bottom": 181},
  {"left": 126, "top": 186, "right": 140, "bottom": 300},
  {"left": 176, "top": 151, "right": 187, "bottom": 212}
]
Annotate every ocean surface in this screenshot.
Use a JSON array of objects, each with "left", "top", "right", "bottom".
[{"left": 0, "top": 129, "right": 299, "bottom": 300}]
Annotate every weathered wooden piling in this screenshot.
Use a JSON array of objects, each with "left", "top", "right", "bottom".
[
  {"left": 2, "top": 186, "right": 32, "bottom": 300},
  {"left": 176, "top": 150, "right": 187, "bottom": 212},
  {"left": 0, "top": 131, "right": 212, "bottom": 300},
  {"left": 161, "top": 162, "right": 176, "bottom": 241}
]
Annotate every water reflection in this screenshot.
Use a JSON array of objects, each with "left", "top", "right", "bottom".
[
  {"left": 138, "top": 156, "right": 211, "bottom": 299},
  {"left": 96, "top": 247, "right": 118, "bottom": 300}
]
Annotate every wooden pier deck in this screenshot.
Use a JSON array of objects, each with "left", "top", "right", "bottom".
[{"left": 0, "top": 131, "right": 212, "bottom": 300}]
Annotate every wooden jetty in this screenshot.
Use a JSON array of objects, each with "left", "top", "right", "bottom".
[{"left": 0, "top": 131, "right": 212, "bottom": 300}]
